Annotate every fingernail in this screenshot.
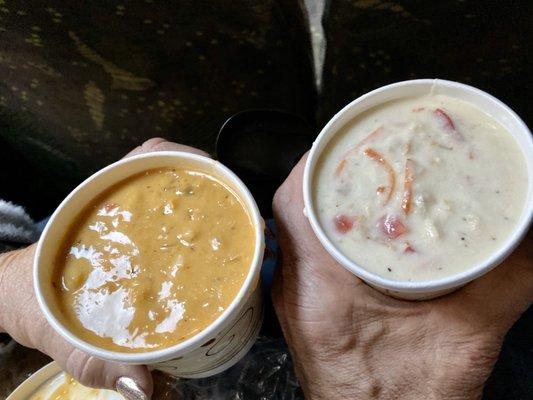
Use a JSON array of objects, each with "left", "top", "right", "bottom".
[{"left": 115, "top": 377, "right": 148, "bottom": 400}]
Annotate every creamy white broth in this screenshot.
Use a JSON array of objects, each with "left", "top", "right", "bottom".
[{"left": 314, "top": 95, "right": 528, "bottom": 281}]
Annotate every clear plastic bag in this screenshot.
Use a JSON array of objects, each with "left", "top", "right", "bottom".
[{"left": 153, "top": 336, "right": 303, "bottom": 400}]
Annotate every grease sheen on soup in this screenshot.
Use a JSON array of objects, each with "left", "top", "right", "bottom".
[{"left": 52, "top": 167, "right": 255, "bottom": 352}]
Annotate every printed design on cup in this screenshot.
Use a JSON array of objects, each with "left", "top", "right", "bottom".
[
  {"left": 152, "top": 285, "right": 263, "bottom": 378},
  {"left": 204, "top": 307, "right": 254, "bottom": 357},
  {"left": 200, "top": 338, "right": 216, "bottom": 347}
]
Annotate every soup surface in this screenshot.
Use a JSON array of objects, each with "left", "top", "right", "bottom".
[
  {"left": 53, "top": 167, "right": 255, "bottom": 352},
  {"left": 29, "top": 373, "right": 123, "bottom": 400},
  {"left": 314, "top": 95, "right": 528, "bottom": 281}
]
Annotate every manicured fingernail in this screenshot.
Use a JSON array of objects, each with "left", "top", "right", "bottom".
[{"left": 115, "top": 377, "right": 148, "bottom": 400}]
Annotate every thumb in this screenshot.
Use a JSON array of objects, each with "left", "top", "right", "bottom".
[{"left": 37, "top": 324, "right": 153, "bottom": 399}]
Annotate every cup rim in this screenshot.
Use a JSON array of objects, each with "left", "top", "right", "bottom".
[
  {"left": 303, "top": 78, "right": 533, "bottom": 293},
  {"left": 6, "top": 362, "right": 63, "bottom": 400},
  {"left": 34, "top": 151, "right": 265, "bottom": 363}
]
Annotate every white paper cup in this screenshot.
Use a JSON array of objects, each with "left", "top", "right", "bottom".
[
  {"left": 303, "top": 79, "right": 533, "bottom": 300},
  {"left": 34, "top": 151, "right": 265, "bottom": 378}
]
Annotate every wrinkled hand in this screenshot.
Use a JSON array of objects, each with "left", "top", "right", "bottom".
[
  {"left": 272, "top": 154, "right": 532, "bottom": 400},
  {"left": 0, "top": 138, "right": 209, "bottom": 399}
]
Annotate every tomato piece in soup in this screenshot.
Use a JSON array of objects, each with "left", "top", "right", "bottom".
[
  {"left": 334, "top": 214, "right": 355, "bottom": 234},
  {"left": 378, "top": 215, "right": 407, "bottom": 239}
]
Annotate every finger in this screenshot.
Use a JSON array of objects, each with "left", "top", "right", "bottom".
[
  {"left": 125, "top": 137, "right": 210, "bottom": 158},
  {"left": 36, "top": 320, "right": 153, "bottom": 399},
  {"left": 272, "top": 153, "right": 308, "bottom": 240},
  {"left": 272, "top": 153, "right": 358, "bottom": 286}
]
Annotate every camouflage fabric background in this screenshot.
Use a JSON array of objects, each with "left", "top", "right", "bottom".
[
  {"left": 0, "top": 0, "right": 315, "bottom": 218},
  {"left": 0, "top": 1, "right": 530, "bottom": 399}
]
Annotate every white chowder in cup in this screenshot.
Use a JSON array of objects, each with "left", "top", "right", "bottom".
[{"left": 304, "top": 80, "right": 533, "bottom": 299}]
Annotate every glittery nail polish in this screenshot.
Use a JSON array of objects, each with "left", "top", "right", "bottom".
[{"left": 115, "top": 377, "right": 148, "bottom": 400}]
